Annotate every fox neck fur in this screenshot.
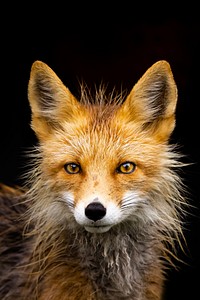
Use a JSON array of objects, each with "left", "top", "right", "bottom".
[{"left": 0, "top": 60, "right": 187, "bottom": 300}]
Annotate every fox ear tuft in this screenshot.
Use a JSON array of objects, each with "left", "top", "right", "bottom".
[
  {"left": 118, "top": 60, "right": 178, "bottom": 142},
  {"left": 28, "top": 61, "right": 84, "bottom": 140}
]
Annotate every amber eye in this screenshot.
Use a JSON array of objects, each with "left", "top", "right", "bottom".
[
  {"left": 117, "top": 162, "right": 136, "bottom": 174},
  {"left": 64, "top": 163, "right": 81, "bottom": 174}
]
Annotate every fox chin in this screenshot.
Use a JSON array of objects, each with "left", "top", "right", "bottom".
[{"left": 0, "top": 60, "right": 187, "bottom": 300}]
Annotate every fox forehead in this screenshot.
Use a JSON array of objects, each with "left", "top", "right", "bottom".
[
  {"left": 42, "top": 110, "right": 163, "bottom": 171},
  {"left": 29, "top": 59, "right": 177, "bottom": 174}
]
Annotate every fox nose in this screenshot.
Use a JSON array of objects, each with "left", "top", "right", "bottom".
[{"left": 85, "top": 202, "right": 106, "bottom": 221}]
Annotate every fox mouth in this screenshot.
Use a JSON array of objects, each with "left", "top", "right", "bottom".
[
  {"left": 84, "top": 224, "right": 112, "bottom": 233},
  {"left": 74, "top": 200, "right": 122, "bottom": 233}
]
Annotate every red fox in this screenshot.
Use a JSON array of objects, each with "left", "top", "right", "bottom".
[{"left": 0, "top": 60, "right": 187, "bottom": 299}]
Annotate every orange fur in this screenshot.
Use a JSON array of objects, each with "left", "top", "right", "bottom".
[{"left": 0, "top": 60, "right": 187, "bottom": 300}]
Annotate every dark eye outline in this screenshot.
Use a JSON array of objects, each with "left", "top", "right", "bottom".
[
  {"left": 116, "top": 161, "right": 136, "bottom": 174},
  {"left": 64, "top": 163, "right": 81, "bottom": 174}
]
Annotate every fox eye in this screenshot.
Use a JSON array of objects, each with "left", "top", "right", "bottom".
[
  {"left": 117, "top": 162, "right": 136, "bottom": 174},
  {"left": 64, "top": 163, "right": 81, "bottom": 174}
]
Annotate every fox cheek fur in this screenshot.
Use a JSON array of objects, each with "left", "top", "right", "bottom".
[
  {"left": 28, "top": 60, "right": 179, "bottom": 234},
  {"left": 0, "top": 60, "right": 187, "bottom": 300}
]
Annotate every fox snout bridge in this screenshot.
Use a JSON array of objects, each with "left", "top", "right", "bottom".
[{"left": 85, "top": 202, "right": 106, "bottom": 221}]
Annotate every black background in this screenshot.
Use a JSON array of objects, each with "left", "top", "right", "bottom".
[{"left": 0, "top": 4, "right": 199, "bottom": 299}]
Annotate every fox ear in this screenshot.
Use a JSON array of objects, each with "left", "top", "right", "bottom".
[
  {"left": 117, "top": 60, "right": 178, "bottom": 142},
  {"left": 28, "top": 61, "right": 85, "bottom": 140}
]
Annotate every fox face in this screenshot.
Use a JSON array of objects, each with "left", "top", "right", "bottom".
[{"left": 28, "top": 60, "right": 180, "bottom": 234}]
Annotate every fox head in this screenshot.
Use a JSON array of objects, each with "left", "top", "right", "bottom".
[{"left": 28, "top": 60, "right": 180, "bottom": 234}]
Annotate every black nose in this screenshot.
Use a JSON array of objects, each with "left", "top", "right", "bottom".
[{"left": 85, "top": 202, "right": 106, "bottom": 221}]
